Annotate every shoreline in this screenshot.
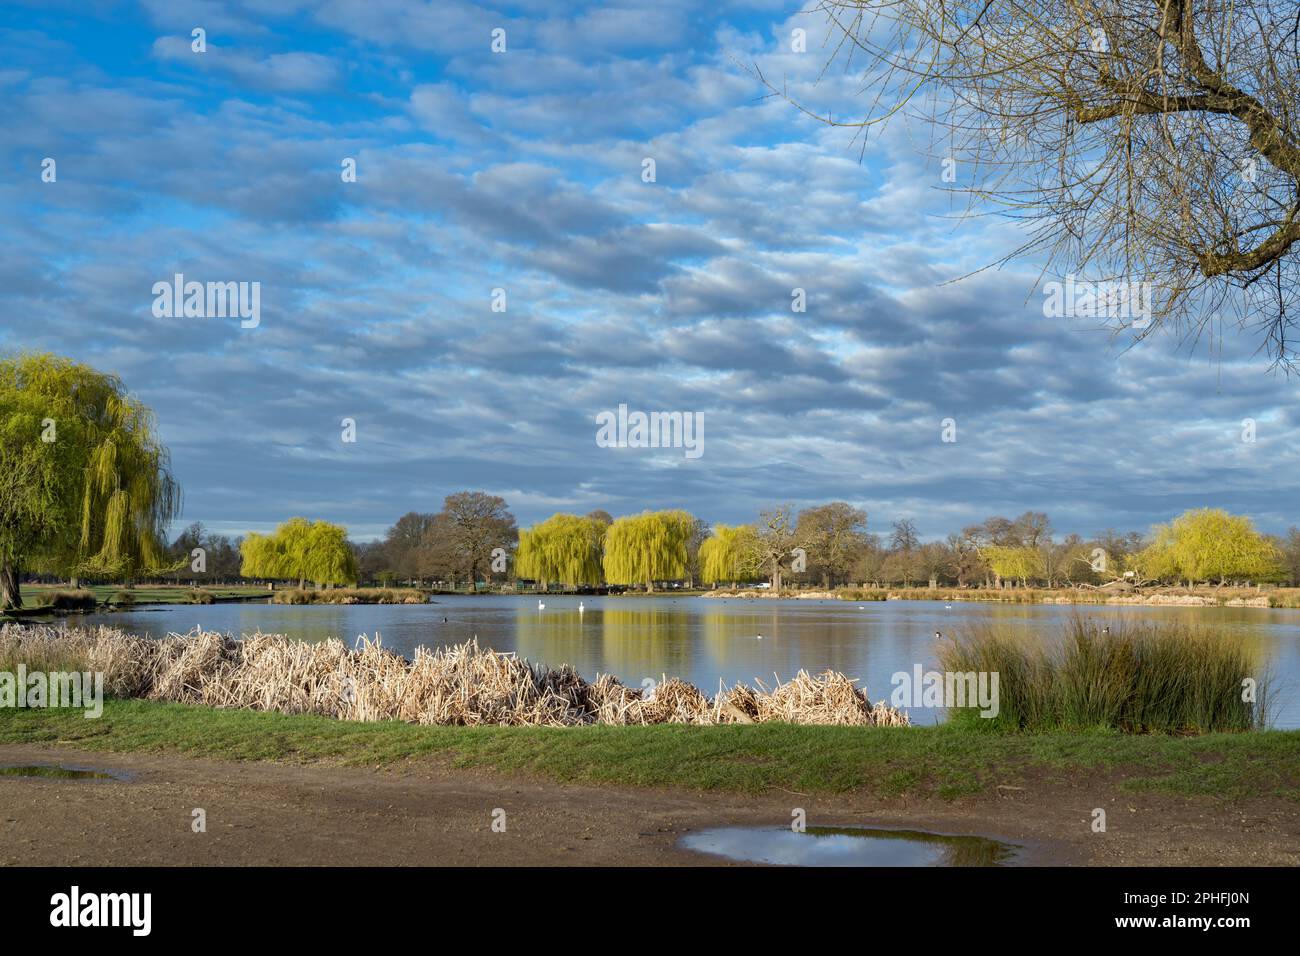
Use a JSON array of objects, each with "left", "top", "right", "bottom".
[{"left": 703, "top": 588, "right": 1295, "bottom": 609}]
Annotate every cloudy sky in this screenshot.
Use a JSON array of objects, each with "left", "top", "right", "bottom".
[{"left": 1, "top": 0, "right": 1295, "bottom": 543}]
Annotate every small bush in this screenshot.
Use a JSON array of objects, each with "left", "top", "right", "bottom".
[
  {"left": 110, "top": 591, "right": 136, "bottom": 606},
  {"left": 269, "top": 587, "right": 426, "bottom": 605}
]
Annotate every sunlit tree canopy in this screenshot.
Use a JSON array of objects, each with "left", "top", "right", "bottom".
[{"left": 0, "top": 353, "right": 181, "bottom": 607}]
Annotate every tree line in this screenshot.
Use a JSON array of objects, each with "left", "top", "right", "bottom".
[{"left": 162, "top": 501, "right": 1300, "bottom": 593}]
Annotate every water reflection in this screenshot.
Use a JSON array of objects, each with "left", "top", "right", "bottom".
[
  {"left": 681, "top": 825, "right": 1020, "bottom": 867},
  {"left": 0, "top": 765, "right": 129, "bottom": 781}
]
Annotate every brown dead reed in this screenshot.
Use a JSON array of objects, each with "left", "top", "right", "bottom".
[{"left": 0, "top": 624, "right": 910, "bottom": 728}]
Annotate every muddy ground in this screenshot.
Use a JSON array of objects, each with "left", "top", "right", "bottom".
[{"left": 1, "top": 744, "right": 1296, "bottom": 866}]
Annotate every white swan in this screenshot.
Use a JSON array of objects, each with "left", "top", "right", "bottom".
[
  {"left": 578, "top": 602, "right": 585, "bottom": 613},
  {"left": 537, "top": 600, "right": 546, "bottom": 610}
]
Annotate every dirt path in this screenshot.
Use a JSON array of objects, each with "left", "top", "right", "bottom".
[{"left": 1, "top": 744, "right": 1296, "bottom": 866}]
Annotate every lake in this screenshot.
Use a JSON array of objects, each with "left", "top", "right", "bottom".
[{"left": 77, "top": 595, "right": 1300, "bottom": 728}]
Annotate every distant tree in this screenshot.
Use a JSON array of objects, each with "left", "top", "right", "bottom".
[
  {"left": 889, "top": 519, "right": 920, "bottom": 553},
  {"left": 981, "top": 545, "right": 1045, "bottom": 588},
  {"left": 1282, "top": 528, "right": 1300, "bottom": 586},
  {"left": 797, "top": 502, "right": 868, "bottom": 587},
  {"left": 382, "top": 512, "right": 446, "bottom": 584},
  {"left": 167, "top": 522, "right": 242, "bottom": 584},
  {"left": 699, "top": 524, "right": 763, "bottom": 586},
  {"left": 880, "top": 548, "right": 923, "bottom": 587},
  {"left": 515, "top": 513, "right": 606, "bottom": 589},
  {"left": 440, "top": 491, "right": 517, "bottom": 589},
  {"left": 850, "top": 533, "right": 887, "bottom": 586},
  {"left": 0, "top": 353, "right": 181, "bottom": 607},
  {"left": 1052, "top": 533, "right": 1100, "bottom": 586},
  {"left": 756, "top": 505, "right": 799, "bottom": 590},
  {"left": 240, "top": 517, "right": 357, "bottom": 588},
  {"left": 602, "top": 510, "right": 695, "bottom": 591},
  {"left": 352, "top": 539, "right": 391, "bottom": 587},
  {"left": 1013, "top": 512, "right": 1053, "bottom": 549},
  {"left": 883, "top": 519, "right": 924, "bottom": 587},
  {"left": 684, "top": 515, "right": 712, "bottom": 588},
  {"left": 918, "top": 541, "right": 954, "bottom": 588},
  {"left": 1138, "top": 508, "right": 1280, "bottom": 586},
  {"left": 948, "top": 529, "right": 987, "bottom": 587}
]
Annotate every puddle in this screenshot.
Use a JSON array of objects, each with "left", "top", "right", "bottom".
[
  {"left": 0, "top": 765, "right": 130, "bottom": 782},
  {"left": 681, "top": 825, "right": 1020, "bottom": 866}
]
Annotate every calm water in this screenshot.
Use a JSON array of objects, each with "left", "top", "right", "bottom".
[
  {"left": 76, "top": 596, "right": 1300, "bottom": 727},
  {"left": 680, "top": 826, "right": 1020, "bottom": 866}
]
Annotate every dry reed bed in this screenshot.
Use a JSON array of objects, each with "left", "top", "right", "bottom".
[{"left": 0, "top": 624, "right": 910, "bottom": 728}]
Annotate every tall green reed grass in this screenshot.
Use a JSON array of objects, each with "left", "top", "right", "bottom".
[{"left": 939, "top": 617, "right": 1269, "bottom": 733}]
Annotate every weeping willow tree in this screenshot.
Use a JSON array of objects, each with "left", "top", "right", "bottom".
[
  {"left": 699, "top": 524, "right": 764, "bottom": 586},
  {"left": 0, "top": 353, "right": 181, "bottom": 608},
  {"left": 241, "top": 517, "right": 357, "bottom": 588},
  {"left": 1137, "top": 508, "right": 1280, "bottom": 585},
  {"left": 515, "top": 513, "right": 606, "bottom": 589},
  {"left": 602, "top": 510, "right": 695, "bottom": 592},
  {"left": 979, "top": 545, "right": 1046, "bottom": 588}
]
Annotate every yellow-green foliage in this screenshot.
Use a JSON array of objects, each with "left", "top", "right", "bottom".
[
  {"left": 979, "top": 545, "right": 1044, "bottom": 583},
  {"left": 1138, "top": 508, "right": 1280, "bottom": 584},
  {"left": 0, "top": 353, "right": 180, "bottom": 588},
  {"left": 241, "top": 517, "right": 357, "bottom": 586},
  {"left": 699, "top": 523, "right": 763, "bottom": 584},
  {"left": 515, "top": 513, "right": 605, "bottom": 587},
  {"left": 602, "top": 510, "right": 694, "bottom": 589}
]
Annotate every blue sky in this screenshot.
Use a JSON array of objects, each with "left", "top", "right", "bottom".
[{"left": 1, "top": 0, "right": 1295, "bottom": 543}]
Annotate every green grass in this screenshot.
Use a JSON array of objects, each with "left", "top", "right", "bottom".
[
  {"left": 1, "top": 698, "right": 1295, "bottom": 801},
  {"left": 21, "top": 584, "right": 267, "bottom": 606}
]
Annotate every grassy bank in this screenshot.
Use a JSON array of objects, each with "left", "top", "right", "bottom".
[
  {"left": 20, "top": 584, "right": 267, "bottom": 607},
  {"left": 0, "top": 699, "right": 1296, "bottom": 801},
  {"left": 834, "top": 586, "right": 1300, "bottom": 608}
]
